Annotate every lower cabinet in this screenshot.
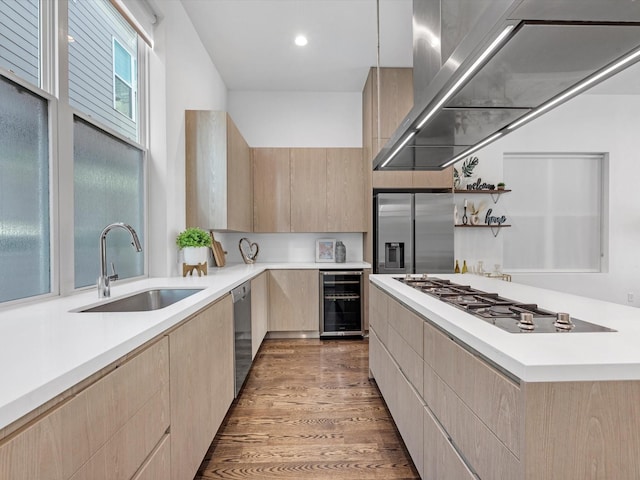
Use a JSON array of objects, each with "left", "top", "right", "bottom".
[
  {"left": 423, "top": 406, "right": 475, "bottom": 480},
  {"left": 369, "top": 284, "right": 523, "bottom": 480},
  {"left": 268, "top": 269, "right": 319, "bottom": 332},
  {"left": 169, "top": 294, "right": 234, "bottom": 480},
  {"left": 131, "top": 434, "right": 171, "bottom": 480},
  {"left": 0, "top": 338, "right": 169, "bottom": 480}
]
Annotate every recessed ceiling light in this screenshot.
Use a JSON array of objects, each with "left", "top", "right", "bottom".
[{"left": 295, "top": 35, "right": 308, "bottom": 47}]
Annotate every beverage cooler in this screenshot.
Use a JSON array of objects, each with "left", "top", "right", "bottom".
[{"left": 319, "top": 270, "right": 363, "bottom": 337}]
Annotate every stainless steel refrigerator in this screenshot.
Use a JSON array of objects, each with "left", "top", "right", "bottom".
[{"left": 374, "top": 193, "right": 454, "bottom": 274}]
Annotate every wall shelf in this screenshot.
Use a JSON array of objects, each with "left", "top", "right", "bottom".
[
  {"left": 455, "top": 224, "right": 511, "bottom": 237},
  {"left": 454, "top": 189, "right": 511, "bottom": 204}
]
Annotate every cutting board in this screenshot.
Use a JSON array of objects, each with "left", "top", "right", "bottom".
[{"left": 210, "top": 232, "right": 226, "bottom": 267}]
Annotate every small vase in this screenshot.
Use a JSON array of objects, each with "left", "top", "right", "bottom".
[
  {"left": 335, "top": 241, "right": 346, "bottom": 263},
  {"left": 183, "top": 246, "right": 208, "bottom": 265},
  {"left": 470, "top": 214, "right": 480, "bottom": 225}
]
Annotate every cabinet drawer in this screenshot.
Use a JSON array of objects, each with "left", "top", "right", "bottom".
[
  {"left": 369, "top": 330, "right": 397, "bottom": 415},
  {"left": 0, "top": 338, "right": 169, "bottom": 480},
  {"left": 69, "top": 385, "right": 169, "bottom": 480},
  {"left": 424, "top": 406, "right": 476, "bottom": 480},
  {"left": 388, "top": 324, "right": 423, "bottom": 394},
  {"left": 131, "top": 434, "right": 170, "bottom": 480},
  {"left": 424, "top": 362, "right": 521, "bottom": 479},
  {"left": 387, "top": 296, "right": 423, "bottom": 356},
  {"left": 368, "top": 284, "right": 389, "bottom": 346},
  {"left": 395, "top": 368, "right": 424, "bottom": 476},
  {"left": 424, "top": 321, "right": 522, "bottom": 457}
]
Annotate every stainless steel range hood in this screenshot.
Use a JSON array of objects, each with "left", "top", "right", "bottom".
[{"left": 373, "top": 0, "right": 640, "bottom": 171}]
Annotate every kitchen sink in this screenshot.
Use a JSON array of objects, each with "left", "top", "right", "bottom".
[{"left": 78, "top": 288, "right": 205, "bottom": 313}]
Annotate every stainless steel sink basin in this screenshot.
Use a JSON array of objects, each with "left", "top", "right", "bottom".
[{"left": 79, "top": 288, "right": 205, "bottom": 313}]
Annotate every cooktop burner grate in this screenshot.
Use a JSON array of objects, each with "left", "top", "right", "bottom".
[{"left": 396, "top": 276, "right": 616, "bottom": 334}]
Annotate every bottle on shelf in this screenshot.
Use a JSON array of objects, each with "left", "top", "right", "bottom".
[
  {"left": 454, "top": 259, "right": 460, "bottom": 273},
  {"left": 461, "top": 260, "right": 468, "bottom": 274}
]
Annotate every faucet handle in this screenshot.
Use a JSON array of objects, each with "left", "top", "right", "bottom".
[{"left": 109, "top": 262, "right": 119, "bottom": 281}]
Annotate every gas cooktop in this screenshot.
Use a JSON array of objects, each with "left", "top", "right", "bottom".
[{"left": 397, "top": 276, "right": 616, "bottom": 334}]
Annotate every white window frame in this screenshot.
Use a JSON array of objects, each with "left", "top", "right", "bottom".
[{"left": 112, "top": 36, "right": 137, "bottom": 120}]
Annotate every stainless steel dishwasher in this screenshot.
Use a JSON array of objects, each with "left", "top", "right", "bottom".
[{"left": 231, "top": 281, "right": 252, "bottom": 397}]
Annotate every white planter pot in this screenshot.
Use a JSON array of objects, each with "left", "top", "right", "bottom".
[{"left": 183, "top": 246, "right": 208, "bottom": 265}]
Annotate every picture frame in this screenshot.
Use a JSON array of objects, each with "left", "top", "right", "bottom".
[{"left": 315, "top": 238, "right": 336, "bottom": 263}]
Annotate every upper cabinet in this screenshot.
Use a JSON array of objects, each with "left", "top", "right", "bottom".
[
  {"left": 253, "top": 147, "right": 365, "bottom": 233},
  {"left": 252, "top": 148, "right": 291, "bottom": 233},
  {"left": 186, "top": 111, "right": 252, "bottom": 232},
  {"left": 363, "top": 67, "right": 453, "bottom": 190}
]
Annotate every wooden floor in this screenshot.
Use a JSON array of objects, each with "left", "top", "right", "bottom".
[{"left": 195, "top": 338, "right": 420, "bottom": 479}]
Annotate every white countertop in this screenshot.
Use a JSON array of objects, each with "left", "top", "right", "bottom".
[
  {"left": 0, "top": 262, "right": 369, "bottom": 430},
  {"left": 371, "top": 274, "right": 640, "bottom": 383}
]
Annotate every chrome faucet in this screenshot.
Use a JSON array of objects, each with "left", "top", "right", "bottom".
[{"left": 98, "top": 222, "right": 143, "bottom": 298}]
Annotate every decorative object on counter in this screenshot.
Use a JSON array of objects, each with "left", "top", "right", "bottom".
[
  {"left": 497, "top": 182, "right": 506, "bottom": 191},
  {"left": 209, "top": 231, "right": 227, "bottom": 267},
  {"left": 335, "top": 241, "right": 346, "bottom": 263},
  {"left": 461, "top": 260, "right": 468, "bottom": 273},
  {"left": 454, "top": 259, "right": 460, "bottom": 273},
  {"left": 183, "top": 262, "right": 207, "bottom": 277},
  {"left": 316, "top": 238, "right": 336, "bottom": 262},
  {"left": 176, "top": 227, "right": 211, "bottom": 266},
  {"left": 485, "top": 208, "right": 507, "bottom": 226},
  {"left": 476, "top": 260, "right": 484, "bottom": 275},
  {"left": 462, "top": 199, "right": 468, "bottom": 225},
  {"left": 238, "top": 237, "right": 259, "bottom": 264},
  {"left": 453, "top": 156, "right": 479, "bottom": 189}
]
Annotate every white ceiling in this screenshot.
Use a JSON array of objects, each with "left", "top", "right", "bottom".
[
  {"left": 180, "top": 0, "right": 413, "bottom": 92},
  {"left": 180, "top": 0, "right": 640, "bottom": 95}
]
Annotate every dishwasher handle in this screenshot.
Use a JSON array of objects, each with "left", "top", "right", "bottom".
[{"left": 231, "top": 281, "right": 251, "bottom": 303}]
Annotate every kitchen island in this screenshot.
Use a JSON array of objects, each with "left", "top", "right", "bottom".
[{"left": 369, "top": 274, "right": 640, "bottom": 480}]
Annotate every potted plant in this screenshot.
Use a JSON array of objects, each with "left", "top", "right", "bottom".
[
  {"left": 497, "top": 182, "right": 506, "bottom": 191},
  {"left": 176, "top": 227, "right": 211, "bottom": 264}
]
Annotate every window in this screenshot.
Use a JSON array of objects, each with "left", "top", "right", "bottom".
[
  {"left": 503, "top": 153, "right": 604, "bottom": 272},
  {"left": 0, "top": 0, "right": 40, "bottom": 87},
  {"left": 0, "top": 75, "right": 50, "bottom": 303},
  {"left": 74, "top": 117, "right": 145, "bottom": 289},
  {"left": 1, "top": 0, "right": 147, "bottom": 305},
  {"left": 68, "top": 0, "right": 139, "bottom": 141},
  {"left": 113, "top": 38, "right": 136, "bottom": 119}
]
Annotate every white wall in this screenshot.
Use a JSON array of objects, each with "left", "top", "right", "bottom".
[
  {"left": 228, "top": 91, "right": 362, "bottom": 147},
  {"left": 148, "top": 0, "right": 228, "bottom": 277},
  {"left": 456, "top": 94, "right": 640, "bottom": 306}
]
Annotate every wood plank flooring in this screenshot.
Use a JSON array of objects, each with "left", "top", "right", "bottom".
[{"left": 195, "top": 338, "right": 420, "bottom": 479}]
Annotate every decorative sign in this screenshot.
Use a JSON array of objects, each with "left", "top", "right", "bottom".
[
  {"left": 466, "top": 177, "right": 495, "bottom": 190},
  {"left": 485, "top": 208, "right": 507, "bottom": 225}
]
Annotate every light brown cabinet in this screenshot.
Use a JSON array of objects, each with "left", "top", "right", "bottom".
[
  {"left": 251, "top": 271, "right": 269, "bottom": 359},
  {"left": 327, "top": 148, "right": 366, "bottom": 232},
  {"left": 0, "top": 338, "right": 169, "bottom": 480},
  {"left": 186, "top": 110, "right": 252, "bottom": 232},
  {"left": 252, "top": 148, "right": 291, "bottom": 232},
  {"left": 291, "top": 148, "right": 327, "bottom": 232},
  {"left": 253, "top": 148, "right": 365, "bottom": 233},
  {"left": 268, "top": 270, "right": 319, "bottom": 332},
  {"left": 169, "top": 295, "right": 234, "bottom": 480}
]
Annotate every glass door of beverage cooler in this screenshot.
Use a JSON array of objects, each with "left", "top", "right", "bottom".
[{"left": 320, "top": 271, "right": 363, "bottom": 337}]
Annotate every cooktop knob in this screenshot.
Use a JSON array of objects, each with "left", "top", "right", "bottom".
[
  {"left": 517, "top": 312, "right": 535, "bottom": 331},
  {"left": 554, "top": 312, "right": 575, "bottom": 330}
]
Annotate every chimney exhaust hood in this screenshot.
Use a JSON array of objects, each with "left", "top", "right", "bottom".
[{"left": 373, "top": 0, "right": 640, "bottom": 171}]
